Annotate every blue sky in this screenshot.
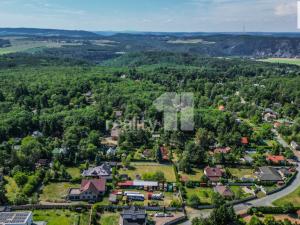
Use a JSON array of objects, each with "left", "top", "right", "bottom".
[{"left": 0, "top": 0, "right": 298, "bottom": 32}]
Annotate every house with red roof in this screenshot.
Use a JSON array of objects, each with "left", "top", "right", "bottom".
[
  {"left": 218, "top": 105, "right": 225, "bottom": 111},
  {"left": 241, "top": 137, "right": 249, "bottom": 145},
  {"left": 266, "top": 155, "right": 286, "bottom": 165},
  {"left": 214, "top": 185, "right": 234, "bottom": 198},
  {"left": 204, "top": 167, "right": 223, "bottom": 182},
  {"left": 68, "top": 178, "right": 106, "bottom": 201},
  {"left": 160, "top": 146, "right": 169, "bottom": 161}
]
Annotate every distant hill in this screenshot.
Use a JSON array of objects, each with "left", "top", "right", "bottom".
[{"left": 0, "top": 28, "right": 99, "bottom": 38}]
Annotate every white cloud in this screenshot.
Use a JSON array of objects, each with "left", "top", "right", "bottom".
[{"left": 275, "top": 1, "right": 297, "bottom": 16}]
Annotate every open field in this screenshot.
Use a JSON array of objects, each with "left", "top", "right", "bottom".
[
  {"left": 0, "top": 38, "right": 82, "bottom": 55},
  {"left": 185, "top": 188, "right": 214, "bottom": 205},
  {"left": 119, "top": 162, "right": 176, "bottom": 182},
  {"left": 259, "top": 58, "right": 300, "bottom": 66},
  {"left": 4, "top": 176, "right": 20, "bottom": 202},
  {"left": 99, "top": 213, "right": 119, "bottom": 225},
  {"left": 33, "top": 209, "right": 89, "bottom": 225},
  {"left": 273, "top": 185, "right": 300, "bottom": 206},
  {"left": 179, "top": 168, "right": 204, "bottom": 181},
  {"left": 228, "top": 168, "right": 255, "bottom": 179},
  {"left": 39, "top": 182, "right": 80, "bottom": 202}
]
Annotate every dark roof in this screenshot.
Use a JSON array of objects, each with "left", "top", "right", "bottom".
[
  {"left": 82, "top": 163, "right": 112, "bottom": 177},
  {"left": 121, "top": 207, "right": 147, "bottom": 225},
  {"left": 258, "top": 167, "right": 282, "bottom": 182}
]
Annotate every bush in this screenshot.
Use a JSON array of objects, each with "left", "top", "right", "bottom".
[{"left": 187, "top": 194, "right": 201, "bottom": 208}]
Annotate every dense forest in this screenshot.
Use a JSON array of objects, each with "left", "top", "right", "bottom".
[{"left": 0, "top": 51, "right": 299, "bottom": 172}]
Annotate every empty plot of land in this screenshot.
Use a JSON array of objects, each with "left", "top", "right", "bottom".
[
  {"left": 33, "top": 209, "right": 89, "bottom": 225},
  {"left": 119, "top": 163, "right": 176, "bottom": 182},
  {"left": 39, "top": 182, "right": 80, "bottom": 202}
]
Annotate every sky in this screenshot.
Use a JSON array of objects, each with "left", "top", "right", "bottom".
[{"left": 0, "top": 0, "right": 299, "bottom": 32}]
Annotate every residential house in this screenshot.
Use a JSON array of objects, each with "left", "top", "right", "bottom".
[
  {"left": 291, "top": 141, "right": 300, "bottom": 151},
  {"left": 214, "top": 147, "right": 231, "bottom": 154},
  {"left": 241, "top": 156, "right": 254, "bottom": 164},
  {"left": 68, "top": 178, "right": 106, "bottom": 201},
  {"left": 82, "top": 163, "right": 112, "bottom": 180},
  {"left": 106, "top": 147, "right": 117, "bottom": 156},
  {"left": 32, "top": 131, "right": 43, "bottom": 138},
  {"left": 241, "top": 137, "right": 249, "bottom": 145},
  {"left": 214, "top": 185, "right": 234, "bottom": 198},
  {"left": 160, "top": 146, "right": 169, "bottom": 161},
  {"left": 278, "top": 168, "right": 291, "bottom": 180},
  {"left": 218, "top": 105, "right": 225, "bottom": 111},
  {"left": 204, "top": 167, "right": 223, "bottom": 182},
  {"left": 266, "top": 155, "right": 286, "bottom": 165},
  {"left": 263, "top": 113, "right": 277, "bottom": 122},
  {"left": 0, "top": 211, "right": 33, "bottom": 225},
  {"left": 257, "top": 167, "right": 283, "bottom": 182},
  {"left": 120, "top": 206, "right": 147, "bottom": 225},
  {"left": 115, "top": 110, "right": 123, "bottom": 118},
  {"left": 111, "top": 128, "right": 121, "bottom": 141}
]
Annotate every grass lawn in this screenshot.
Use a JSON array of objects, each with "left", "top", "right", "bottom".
[
  {"left": 99, "top": 213, "right": 119, "bottom": 225},
  {"left": 228, "top": 168, "right": 255, "bottom": 179},
  {"left": 230, "top": 186, "right": 252, "bottom": 199},
  {"left": 119, "top": 162, "right": 176, "bottom": 182},
  {"left": 4, "top": 176, "right": 20, "bottom": 202},
  {"left": 39, "top": 182, "right": 80, "bottom": 202},
  {"left": 66, "top": 167, "right": 81, "bottom": 178},
  {"left": 273, "top": 186, "right": 300, "bottom": 206},
  {"left": 259, "top": 58, "right": 300, "bottom": 66},
  {"left": 33, "top": 209, "right": 89, "bottom": 225},
  {"left": 179, "top": 168, "right": 204, "bottom": 181},
  {"left": 186, "top": 188, "right": 214, "bottom": 205}
]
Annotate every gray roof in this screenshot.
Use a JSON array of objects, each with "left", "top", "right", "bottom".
[
  {"left": 258, "top": 167, "right": 282, "bottom": 182},
  {"left": 0, "top": 211, "right": 32, "bottom": 224},
  {"left": 121, "top": 207, "right": 147, "bottom": 225},
  {"left": 82, "top": 163, "right": 112, "bottom": 177}
]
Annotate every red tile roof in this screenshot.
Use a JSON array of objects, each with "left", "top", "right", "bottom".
[
  {"left": 267, "top": 155, "right": 286, "bottom": 164},
  {"left": 214, "top": 185, "right": 234, "bottom": 197},
  {"left": 204, "top": 167, "right": 222, "bottom": 178},
  {"left": 160, "top": 147, "right": 169, "bottom": 160},
  {"left": 117, "top": 181, "right": 134, "bottom": 187},
  {"left": 218, "top": 105, "right": 225, "bottom": 111},
  {"left": 241, "top": 137, "right": 249, "bottom": 145},
  {"left": 80, "top": 179, "right": 106, "bottom": 193}
]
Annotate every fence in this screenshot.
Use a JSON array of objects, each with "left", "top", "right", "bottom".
[{"left": 164, "top": 216, "right": 187, "bottom": 225}]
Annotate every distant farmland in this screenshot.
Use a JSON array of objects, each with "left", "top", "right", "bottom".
[
  {"left": 259, "top": 58, "right": 300, "bottom": 66},
  {"left": 0, "top": 37, "right": 82, "bottom": 55}
]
